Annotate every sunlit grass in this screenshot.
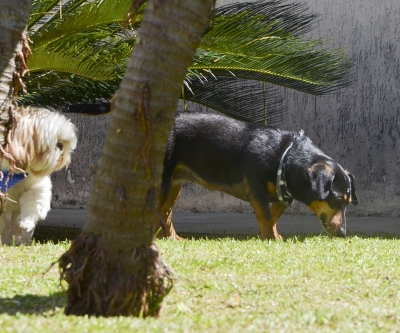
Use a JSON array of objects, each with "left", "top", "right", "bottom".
[{"left": 0, "top": 234, "right": 399, "bottom": 332}]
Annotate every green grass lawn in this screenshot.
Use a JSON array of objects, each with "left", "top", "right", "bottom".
[{"left": 0, "top": 234, "right": 399, "bottom": 332}]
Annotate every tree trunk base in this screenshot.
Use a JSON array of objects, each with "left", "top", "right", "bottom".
[{"left": 58, "top": 233, "right": 173, "bottom": 317}]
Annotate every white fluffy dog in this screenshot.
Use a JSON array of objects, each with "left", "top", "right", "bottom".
[{"left": 0, "top": 110, "right": 77, "bottom": 245}]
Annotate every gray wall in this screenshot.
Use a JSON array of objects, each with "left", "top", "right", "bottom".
[
  {"left": 52, "top": 0, "right": 400, "bottom": 216},
  {"left": 282, "top": 0, "right": 400, "bottom": 216}
]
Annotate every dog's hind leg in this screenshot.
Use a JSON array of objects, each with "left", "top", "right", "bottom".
[{"left": 155, "top": 182, "right": 183, "bottom": 240}]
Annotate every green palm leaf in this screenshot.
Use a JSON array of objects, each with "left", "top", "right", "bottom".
[
  {"left": 20, "top": 72, "right": 118, "bottom": 109},
  {"left": 19, "top": 0, "right": 352, "bottom": 126},
  {"left": 193, "top": 1, "right": 352, "bottom": 94},
  {"left": 32, "top": 0, "right": 90, "bottom": 29},
  {"left": 28, "top": 34, "right": 132, "bottom": 80},
  {"left": 30, "top": 0, "right": 137, "bottom": 50},
  {"left": 28, "top": 0, "right": 60, "bottom": 28}
]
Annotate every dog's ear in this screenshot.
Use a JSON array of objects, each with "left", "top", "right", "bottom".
[
  {"left": 347, "top": 172, "right": 358, "bottom": 205},
  {"left": 308, "top": 163, "right": 335, "bottom": 201}
]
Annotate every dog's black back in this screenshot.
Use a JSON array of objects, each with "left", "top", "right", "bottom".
[{"left": 165, "top": 113, "right": 290, "bottom": 198}]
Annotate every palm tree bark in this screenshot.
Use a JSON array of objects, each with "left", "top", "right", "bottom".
[
  {"left": 0, "top": 0, "right": 31, "bottom": 110},
  {"left": 0, "top": 1, "right": 31, "bottom": 223},
  {"left": 59, "top": 0, "right": 214, "bottom": 317}
]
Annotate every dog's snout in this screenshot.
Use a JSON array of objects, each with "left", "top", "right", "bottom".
[
  {"left": 336, "top": 226, "right": 346, "bottom": 237},
  {"left": 325, "top": 209, "right": 346, "bottom": 237},
  {"left": 316, "top": 210, "right": 346, "bottom": 237}
]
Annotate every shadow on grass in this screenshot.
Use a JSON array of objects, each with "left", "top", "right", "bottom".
[
  {"left": 33, "top": 226, "right": 400, "bottom": 245},
  {"left": 178, "top": 232, "right": 400, "bottom": 242},
  {"left": 0, "top": 291, "right": 66, "bottom": 315},
  {"left": 178, "top": 232, "right": 320, "bottom": 242},
  {"left": 283, "top": 233, "right": 400, "bottom": 242},
  {"left": 33, "top": 225, "right": 80, "bottom": 244}
]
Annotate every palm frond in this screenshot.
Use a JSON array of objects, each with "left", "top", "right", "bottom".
[
  {"left": 59, "top": 77, "right": 287, "bottom": 125},
  {"left": 182, "top": 77, "right": 286, "bottom": 124},
  {"left": 195, "top": 1, "right": 352, "bottom": 95},
  {"left": 28, "top": 0, "right": 60, "bottom": 28},
  {"left": 22, "top": 1, "right": 135, "bottom": 109},
  {"left": 28, "top": 36, "right": 131, "bottom": 81},
  {"left": 21, "top": 0, "right": 352, "bottom": 126},
  {"left": 212, "top": 0, "right": 319, "bottom": 37},
  {"left": 18, "top": 72, "right": 118, "bottom": 109},
  {"left": 30, "top": 0, "right": 137, "bottom": 50},
  {"left": 37, "top": 0, "right": 89, "bottom": 27}
]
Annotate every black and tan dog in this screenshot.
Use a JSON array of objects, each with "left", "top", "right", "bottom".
[{"left": 155, "top": 112, "right": 358, "bottom": 240}]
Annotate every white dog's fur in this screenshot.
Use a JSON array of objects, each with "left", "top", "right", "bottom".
[{"left": 0, "top": 110, "right": 77, "bottom": 245}]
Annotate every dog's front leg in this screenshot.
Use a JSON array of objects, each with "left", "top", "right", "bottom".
[
  {"left": 1, "top": 211, "right": 39, "bottom": 246},
  {"left": 270, "top": 201, "right": 286, "bottom": 240},
  {"left": 14, "top": 177, "right": 52, "bottom": 245},
  {"left": 246, "top": 185, "right": 279, "bottom": 240}
]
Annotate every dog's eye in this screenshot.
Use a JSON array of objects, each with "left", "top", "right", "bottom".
[{"left": 56, "top": 142, "right": 64, "bottom": 151}]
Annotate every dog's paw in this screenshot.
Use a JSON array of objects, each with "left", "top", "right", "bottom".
[
  {"left": 261, "top": 232, "right": 283, "bottom": 241},
  {"left": 171, "top": 234, "right": 185, "bottom": 241}
]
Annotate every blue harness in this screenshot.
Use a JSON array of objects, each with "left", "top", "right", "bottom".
[{"left": 0, "top": 171, "right": 27, "bottom": 192}]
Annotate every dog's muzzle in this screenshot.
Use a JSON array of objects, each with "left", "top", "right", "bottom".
[{"left": 319, "top": 208, "right": 347, "bottom": 237}]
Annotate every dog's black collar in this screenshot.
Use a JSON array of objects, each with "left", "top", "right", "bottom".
[{"left": 276, "top": 142, "right": 294, "bottom": 207}]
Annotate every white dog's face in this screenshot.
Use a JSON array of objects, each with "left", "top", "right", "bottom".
[{"left": 6, "top": 111, "right": 77, "bottom": 177}]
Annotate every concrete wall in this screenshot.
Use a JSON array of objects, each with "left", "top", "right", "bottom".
[
  {"left": 282, "top": 0, "right": 400, "bottom": 216},
  {"left": 51, "top": 0, "right": 400, "bottom": 216}
]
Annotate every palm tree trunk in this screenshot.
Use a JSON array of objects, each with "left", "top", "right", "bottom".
[
  {"left": 59, "top": 0, "right": 214, "bottom": 317},
  {"left": 0, "top": 0, "right": 31, "bottom": 112},
  {"left": 0, "top": 1, "right": 31, "bottom": 227}
]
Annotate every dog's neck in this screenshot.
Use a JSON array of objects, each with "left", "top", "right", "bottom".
[
  {"left": 276, "top": 142, "right": 294, "bottom": 207},
  {"left": 276, "top": 130, "right": 307, "bottom": 207}
]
